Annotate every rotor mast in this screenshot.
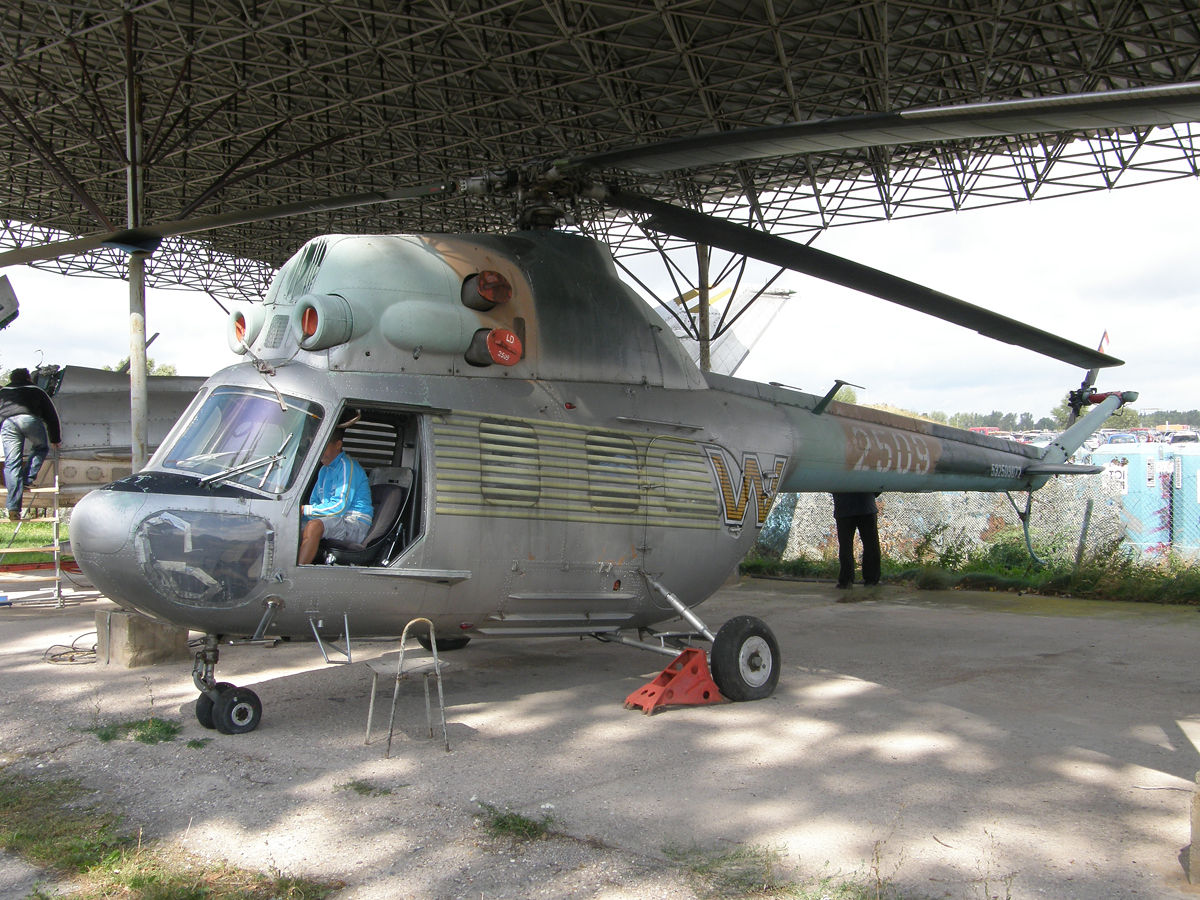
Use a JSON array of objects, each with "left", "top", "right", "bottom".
[
  {"left": 124, "top": 12, "right": 149, "bottom": 473},
  {"left": 696, "top": 244, "right": 711, "bottom": 371}
]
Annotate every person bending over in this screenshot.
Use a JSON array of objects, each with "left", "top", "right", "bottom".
[
  {"left": 298, "top": 414, "right": 372, "bottom": 565},
  {"left": 0, "top": 368, "right": 62, "bottom": 521}
]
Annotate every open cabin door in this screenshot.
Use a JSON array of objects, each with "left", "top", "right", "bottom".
[{"left": 305, "top": 404, "right": 428, "bottom": 567}]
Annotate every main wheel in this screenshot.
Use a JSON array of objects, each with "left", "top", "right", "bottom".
[
  {"left": 416, "top": 634, "right": 472, "bottom": 652},
  {"left": 195, "top": 682, "right": 235, "bottom": 730},
  {"left": 709, "top": 616, "right": 780, "bottom": 702},
  {"left": 212, "top": 687, "right": 263, "bottom": 734}
]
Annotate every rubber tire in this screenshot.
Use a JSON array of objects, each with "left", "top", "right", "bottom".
[
  {"left": 195, "top": 682, "right": 235, "bottom": 730},
  {"left": 416, "top": 634, "right": 472, "bottom": 652},
  {"left": 212, "top": 686, "right": 263, "bottom": 735},
  {"left": 709, "top": 615, "right": 780, "bottom": 702}
]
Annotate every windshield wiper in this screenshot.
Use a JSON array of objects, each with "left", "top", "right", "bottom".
[
  {"left": 172, "top": 449, "right": 240, "bottom": 469},
  {"left": 198, "top": 433, "right": 293, "bottom": 489},
  {"left": 257, "top": 433, "right": 292, "bottom": 488}
]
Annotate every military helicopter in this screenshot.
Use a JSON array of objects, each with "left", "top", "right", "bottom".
[{"left": 14, "top": 82, "right": 1195, "bottom": 735}]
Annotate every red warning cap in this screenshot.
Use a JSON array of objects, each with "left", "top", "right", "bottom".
[
  {"left": 487, "top": 329, "right": 522, "bottom": 366},
  {"left": 301, "top": 307, "right": 319, "bottom": 337},
  {"left": 477, "top": 270, "right": 512, "bottom": 305}
]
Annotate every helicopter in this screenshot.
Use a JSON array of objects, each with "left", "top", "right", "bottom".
[{"left": 22, "top": 82, "right": 1192, "bottom": 735}]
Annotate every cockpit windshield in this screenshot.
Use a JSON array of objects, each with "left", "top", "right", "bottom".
[{"left": 161, "top": 386, "right": 324, "bottom": 493}]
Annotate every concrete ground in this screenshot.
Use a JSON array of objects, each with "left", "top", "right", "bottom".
[{"left": 1, "top": 574, "right": 1199, "bottom": 899}]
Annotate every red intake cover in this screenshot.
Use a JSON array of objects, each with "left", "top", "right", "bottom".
[
  {"left": 477, "top": 270, "right": 512, "bottom": 304},
  {"left": 487, "top": 328, "right": 522, "bottom": 366}
]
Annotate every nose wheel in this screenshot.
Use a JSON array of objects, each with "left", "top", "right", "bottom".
[
  {"left": 195, "top": 681, "right": 234, "bottom": 729},
  {"left": 192, "top": 636, "right": 264, "bottom": 734}
]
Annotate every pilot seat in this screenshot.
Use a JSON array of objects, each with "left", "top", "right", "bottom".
[{"left": 319, "top": 466, "right": 413, "bottom": 566}]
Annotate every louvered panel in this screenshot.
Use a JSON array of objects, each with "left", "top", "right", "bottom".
[
  {"left": 649, "top": 438, "right": 722, "bottom": 517},
  {"left": 341, "top": 420, "right": 398, "bottom": 470},
  {"left": 432, "top": 411, "right": 718, "bottom": 529}
]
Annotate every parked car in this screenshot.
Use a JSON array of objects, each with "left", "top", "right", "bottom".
[
  {"left": 1106, "top": 433, "right": 1138, "bottom": 444},
  {"left": 1169, "top": 431, "right": 1199, "bottom": 444}
]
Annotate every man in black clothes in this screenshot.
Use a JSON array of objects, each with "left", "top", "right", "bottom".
[
  {"left": 0, "top": 368, "right": 61, "bottom": 520},
  {"left": 832, "top": 492, "right": 881, "bottom": 588}
]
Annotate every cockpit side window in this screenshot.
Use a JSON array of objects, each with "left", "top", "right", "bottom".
[{"left": 160, "top": 387, "right": 324, "bottom": 493}]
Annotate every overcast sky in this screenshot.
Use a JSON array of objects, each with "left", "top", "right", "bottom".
[
  {"left": 1, "top": 175, "right": 1197, "bottom": 421},
  {"left": 735, "top": 176, "right": 1200, "bottom": 420}
]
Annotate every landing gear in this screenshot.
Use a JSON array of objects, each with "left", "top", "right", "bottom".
[
  {"left": 192, "top": 635, "right": 263, "bottom": 734},
  {"left": 212, "top": 687, "right": 263, "bottom": 734},
  {"left": 709, "top": 615, "right": 780, "bottom": 702},
  {"left": 637, "top": 573, "right": 782, "bottom": 703},
  {"left": 195, "top": 681, "right": 234, "bottom": 730}
]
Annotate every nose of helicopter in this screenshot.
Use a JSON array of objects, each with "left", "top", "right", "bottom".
[
  {"left": 72, "top": 487, "right": 276, "bottom": 614},
  {"left": 71, "top": 487, "right": 148, "bottom": 558},
  {"left": 69, "top": 487, "right": 160, "bottom": 610}
]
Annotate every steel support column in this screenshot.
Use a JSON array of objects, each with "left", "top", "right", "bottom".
[
  {"left": 696, "top": 243, "right": 711, "bottom": 371},
  {"left": 124, "top": 13, "right": 149, "bottom": 472},
  {"left": 128, "top": 251, "right": 149, "bottom": 471}
]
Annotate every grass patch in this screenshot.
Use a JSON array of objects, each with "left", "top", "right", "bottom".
[
  {"left": 338, "top": 779, "right": 394, "bottom": 797},
  {"left": 740, "top": 555, "right": 837, "bottom": 580},
  {"left": 0, "top": 520, "right": 70, "bottom": 566},
  {"left": 476, "top": 802, "right": 552, "bottom": 840},
  {"left": 90, "top": 718, "right": 182, "bottom": 745},
  {"left": 0, "top": 772, "right": 127, "bottom": 871},
  {"left": 185, "top": 738, "right": 212, "bottom": 750},
  {"left": 665, "top": 843, "right": 791, "bottom": 897},
  {"left": 50, "top": 850, "right": 338, "bottom": 900},
  {"left": 0, "top": 771, "right": 340, "bottom": 899},
  {"left": 664, "top": 843, "right": 919, "bottom": 899},
  {"left": 746, "top": 529, "right": 1200, "bottom": 605}
]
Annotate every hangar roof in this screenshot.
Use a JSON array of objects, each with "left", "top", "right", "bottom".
[{"left": 2, "top": 1, "right": 1198, "bottom": 299}]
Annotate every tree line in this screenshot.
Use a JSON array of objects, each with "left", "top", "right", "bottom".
[
  {"left": 837, "top": 382, "right": 1200, "bottom": 432},
  {"left": 927, "top": 403, "right": 1200, "bottom": 432}
]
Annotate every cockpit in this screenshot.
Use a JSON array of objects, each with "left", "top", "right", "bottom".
[
  {"left": 161, "top": 386, "right": 324, "bottom": 493},
  {"left": 148, "top": 386, "right": 426, "bottom": 571}
]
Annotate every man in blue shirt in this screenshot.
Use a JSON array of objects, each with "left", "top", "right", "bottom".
[{"left": 298, "top": 413, "right": 373, "bottom": 565}]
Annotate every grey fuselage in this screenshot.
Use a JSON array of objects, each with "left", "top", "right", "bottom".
[{"left": 70, "top": 231, "right": 1067, "bottom": 641}]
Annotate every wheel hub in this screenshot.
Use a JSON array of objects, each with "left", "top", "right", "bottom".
[
  {"left": 738, "top": 636, "right": 772, "bottom": 688},
  {"left": 229, "top": 701, "right": 255, "bottom": 726}
]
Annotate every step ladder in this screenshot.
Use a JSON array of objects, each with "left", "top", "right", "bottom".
[{"left": 1, "top": 451, "right": 64, "bottom": 607}]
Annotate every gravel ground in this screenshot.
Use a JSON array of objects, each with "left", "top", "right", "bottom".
[{"left": 2, "top": 576, "right": 1200, "bottom": 899}]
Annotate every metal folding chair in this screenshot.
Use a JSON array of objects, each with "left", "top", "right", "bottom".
[{"left": 363, "top": 617, "right": 450, "bottom": 755}]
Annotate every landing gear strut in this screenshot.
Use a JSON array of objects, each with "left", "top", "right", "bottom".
[
  {"left": 192, "top": 634, "right": 263, "bottom": 734},
  {"left": 637, "top": 573, "right": 781, "bottom": 702}
]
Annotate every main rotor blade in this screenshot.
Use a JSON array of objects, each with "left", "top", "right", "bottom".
[
  {"left": 577, "top": 81, "right": 1200, "bottom": 174},
  {"left": 0, "top": 181, "right": 457, "bottom": 268},
  {"left": 605, "top": 189, "right": 1120, "bottom": 370}
]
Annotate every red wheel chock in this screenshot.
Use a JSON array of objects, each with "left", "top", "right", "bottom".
[{"left": 624, "top": 647, "right": 724, "bottom": 714}]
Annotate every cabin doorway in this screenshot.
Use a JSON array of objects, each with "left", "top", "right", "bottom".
[{"left": 300, "top": 403, "right": 426, "bottom": 567}]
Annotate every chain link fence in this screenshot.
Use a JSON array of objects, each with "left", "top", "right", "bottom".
[{"left": 759, "top": 445, "right": 1200, "bottom": 568}]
